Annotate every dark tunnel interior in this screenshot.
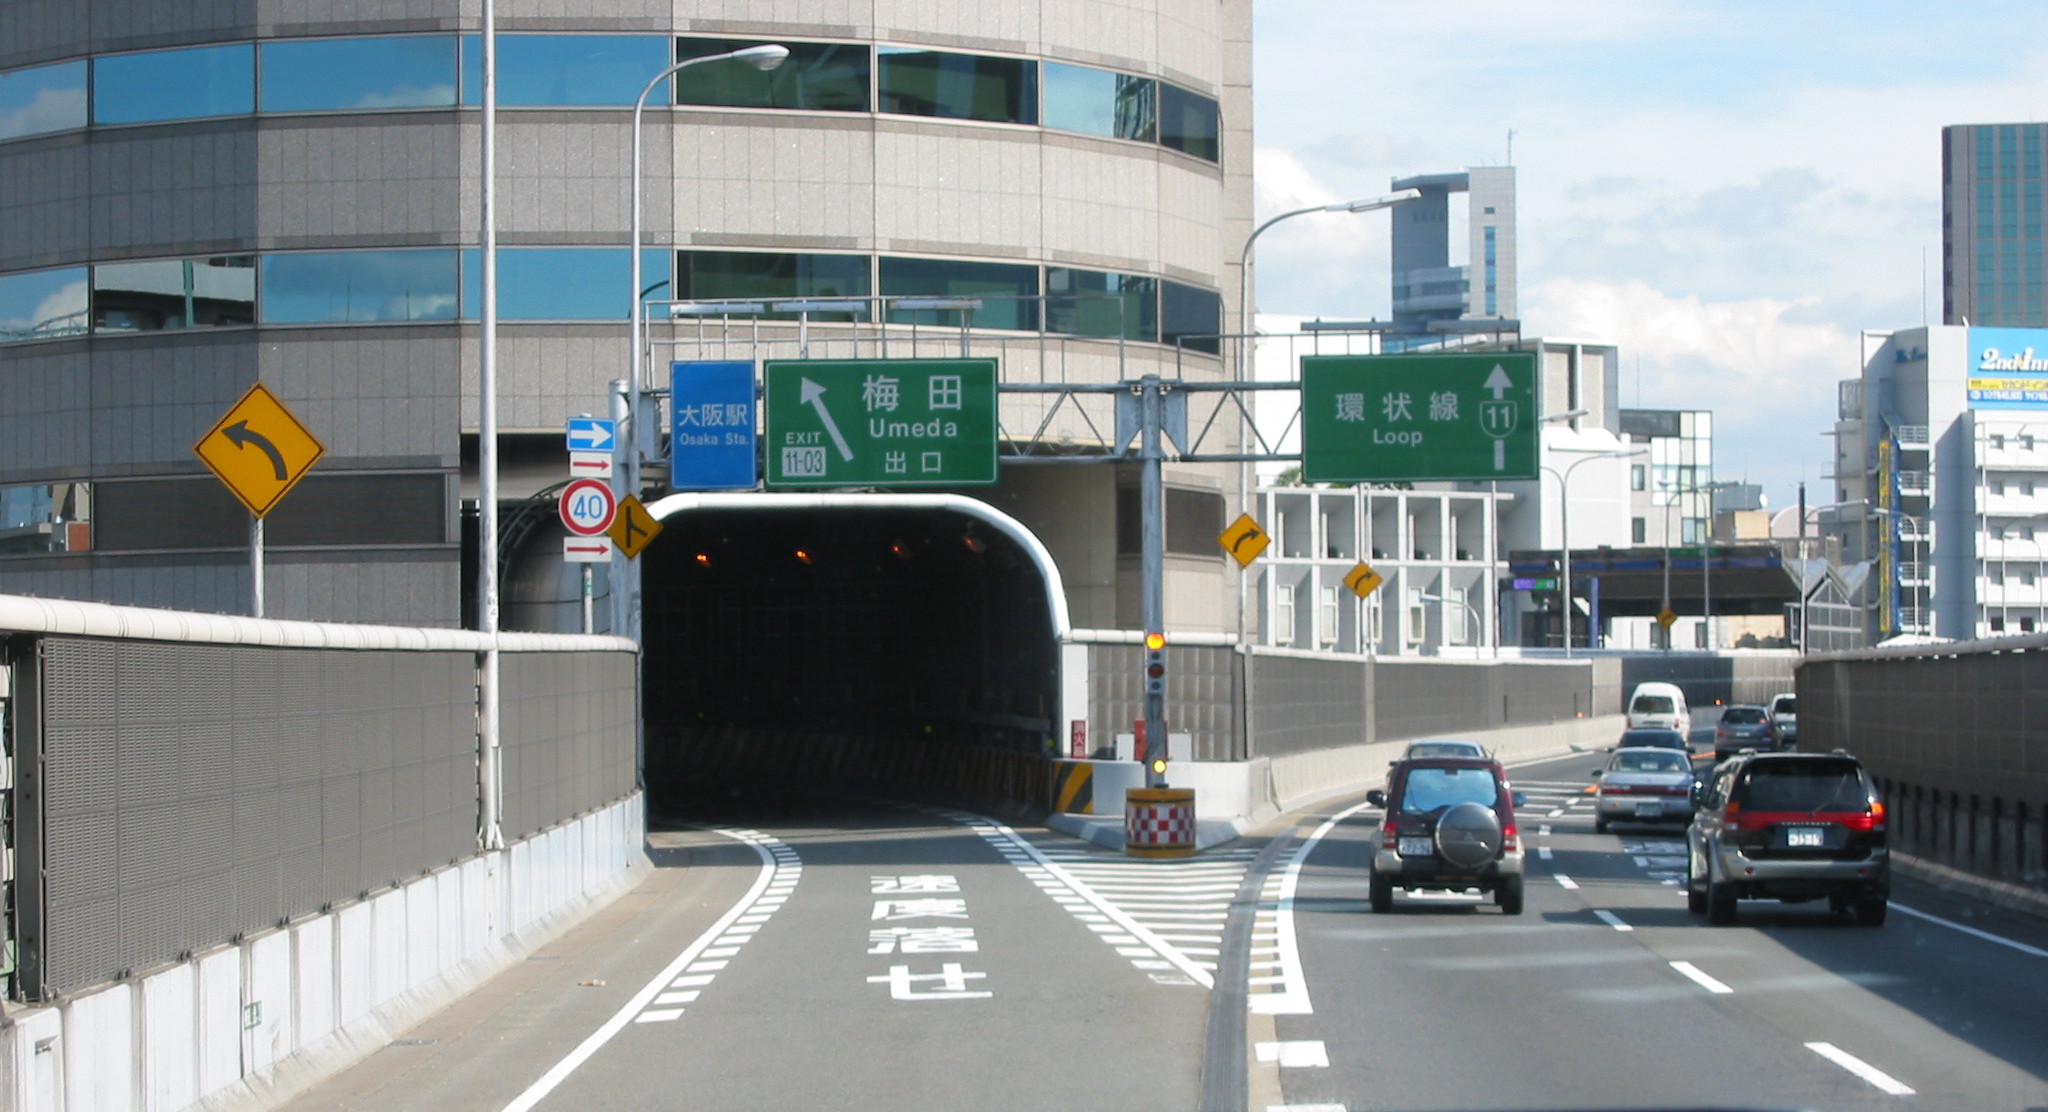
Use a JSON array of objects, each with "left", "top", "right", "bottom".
[{"left": 640, "top": 505, "right": 1059, "bottom": 814}]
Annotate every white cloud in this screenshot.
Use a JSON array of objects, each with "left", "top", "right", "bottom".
[{"left": 1526, "top": 278, "right": 1850, "bottom": 500}]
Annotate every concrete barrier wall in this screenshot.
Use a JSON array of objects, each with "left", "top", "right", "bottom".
[
  {"left": 1802, "top": 641, "right": 2048, "bottom": 892},
  {"left": 0, "top": 794, "right": 647, "bottom": 1112}
]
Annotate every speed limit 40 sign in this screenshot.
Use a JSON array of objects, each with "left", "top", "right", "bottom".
[{"left": 559, "top": 478, "right": 617, "bottom": 536}]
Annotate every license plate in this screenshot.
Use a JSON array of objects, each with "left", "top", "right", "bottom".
[
  {"left": 1634, "top": 801, "right": 1662, "bottom": 817},
  {"left": 1399, "top": 837, "right": 1434, "bottom": 857},
  {"left": 1786, "top": 827, "right": 1824, "bottom": 847}
]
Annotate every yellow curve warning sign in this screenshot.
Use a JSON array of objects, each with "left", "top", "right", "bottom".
[{"left": 193, "top": 383, "right": 326, "bottom": 517}]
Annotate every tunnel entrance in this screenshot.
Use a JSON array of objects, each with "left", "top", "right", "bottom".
[{"left": 639, "top": 494, "right": 1064, "bottom": 816}]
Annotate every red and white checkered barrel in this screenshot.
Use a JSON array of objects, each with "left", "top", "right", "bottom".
[{"left": 1124, "top": 787, "right": 1196, "bottom": 858}]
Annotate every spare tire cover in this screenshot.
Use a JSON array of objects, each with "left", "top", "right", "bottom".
[{"left": 1434, "top": 801, "right": 1503, "bottom": 871}]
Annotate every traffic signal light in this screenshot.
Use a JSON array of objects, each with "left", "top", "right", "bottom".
[{"left": 1144, "top": 631, "right": 1166, "bottom": 696}]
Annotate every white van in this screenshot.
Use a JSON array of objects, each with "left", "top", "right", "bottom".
[{"left": 1626, "top": 682, "right": 1692, "bottom": 737}]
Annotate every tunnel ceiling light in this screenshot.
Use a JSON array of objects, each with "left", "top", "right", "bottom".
[
  {"left": 889, "top": 542, "right": 910, "bottom": 560},
  {"left": 962, "top": 534, "right": 986, "bottom": 554},
  {"left": 794, "top": 548, "right": 813, "bottom": 564},
  {"left": 694, "top": 552, "right": 713, "bottom": 567}
]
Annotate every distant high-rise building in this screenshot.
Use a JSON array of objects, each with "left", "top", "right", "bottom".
[
  {"left": 1389, "top": 166, "right": 1516, "bottom": 342},
  {"left": 1943, "top": 123, "right": 2048, "bottom": 327}
]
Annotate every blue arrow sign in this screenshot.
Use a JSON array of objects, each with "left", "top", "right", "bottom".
[{"left": 566, "top": 417, "right": 616, "bottom": 453}]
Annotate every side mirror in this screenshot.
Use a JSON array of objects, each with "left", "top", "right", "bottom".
[
  {"left": 1511, "top": 792, "right": 1528, "bottom": 807},
  {"left": 1366, "top": 789, "right": 1387, "bottom": 809}
]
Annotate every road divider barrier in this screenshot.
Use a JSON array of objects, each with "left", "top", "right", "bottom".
[{"left": 1125, "top": 787, "right": 1197, "bottom": 858}]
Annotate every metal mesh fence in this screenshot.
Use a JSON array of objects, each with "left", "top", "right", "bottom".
[
  {"left": 499, "top": 652, "right": 638, "bottom": 842},
  {"left": 1086, "top": 642, "right": 1242, "bottom": 762},
  {"left": 35, "top": 639, "right": 478, "bottom": 997}
]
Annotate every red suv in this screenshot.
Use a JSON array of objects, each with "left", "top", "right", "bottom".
[{"left": 1366, "top": 757, "right": 1528, "bottom": 915}]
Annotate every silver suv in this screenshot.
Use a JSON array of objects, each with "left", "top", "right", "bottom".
[{"left": 1686, "top": 751, "right": 1889, "bottom": 926}]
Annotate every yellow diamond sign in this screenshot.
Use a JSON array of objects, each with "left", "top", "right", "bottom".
[
  {"left": 193, "top": 383, "right": 326, "bottom": 517},
  {"left": 1343, "top": 562, "right": 1384, "bottom": 599},
  {"left": 1657, "top": 607, "right": 1679, "bottom": 630},
  {"left": 608, "top": 494, "right": 664, "bottom": 560},
  {"left": 1217, "top": 513, "right": 1270, "bottom": 568}
]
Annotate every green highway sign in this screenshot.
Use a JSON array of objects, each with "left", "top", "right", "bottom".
[
  {"left": 764, "top": 358, "right": 998, "bottom": 488},
  {"left": 1300, "top": 352, "right": 1539, "bottom": 482}
]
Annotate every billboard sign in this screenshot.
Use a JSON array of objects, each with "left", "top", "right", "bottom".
[{"left": 1968, "top": 326, "right": 2048, "bottom": 409}]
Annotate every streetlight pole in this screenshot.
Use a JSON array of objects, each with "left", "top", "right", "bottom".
[
  {"left": 1419, "top": 592, "right": 1481, "bottom": 650},
  {"left": 625, "top": 44, "right": 789, "bottom": 647},
  {"left": 1542, "top": 446, "right": 1647, "bottom": 657},
  {"left": 1233, "top": 189, "right": 1419, "bottom": 651}
]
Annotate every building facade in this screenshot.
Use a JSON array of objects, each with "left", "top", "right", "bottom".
[
  {"left": 1830, "top": 324, "right": 2048, "bottom": 640},
  {"left": 0, "top": 2, "right": 1253, "bottom": 631},
  {"left": 1943, "top": 123, "right": 2048, "bottom": 328},
  {"left": 1388, "top": 165, "right": 1516, "bottom": 345}
]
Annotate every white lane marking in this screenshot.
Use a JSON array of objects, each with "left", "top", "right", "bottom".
[
  {"left": 1805, "top": 1041, "right": 1916, "bottom": 1095},
  {"left": 1668, "top": 961, "right": 1734, "bottom": 994},
  {"left": 1593, "top": 909, "right": 1633, "bottom": 932},
  {"left": 1538, "top": 847, "right": 1554, "bottom": 861},
  {"left": 1554, "top": 874, "right": 1580, "bottom": 890},
  {"left": 499, "top": 828, "right": 795, "bottom": 1112},
  {"left": 936, "top": 811, "right": 1218, "bottom": 988},
  {"left": 1254, "top": 1041, "right": 1330, "bottom": 1068},
  {"left": 1539, "top": 824, "right": 1553, "bottom": 836},
  {"left": 1893, "top": 901, "right": 2048, "bottom": 959},
  {"left": 1252, "top": 796, "right": 1382, "bottom": 1015},
  {"left": 1546, "top": 808, "right": 1566, "bottom": 817},
  {"left": 1267, "top": 1105, "right": 1347, "bottom": 1112}
]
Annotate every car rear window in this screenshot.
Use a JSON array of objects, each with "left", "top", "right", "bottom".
[
  {"left": 1399, "top": 767, "right": 1501, "bottom": 813},
  {"left": 1732, "top": 760, "right": 1866, "bottom": 811},
  {"left": 1407, "top": 742, "right": 1481, "bottom": 758},
  {"left": 1774, "top": 697, "right": 1798, "bottom": 714},
  {"left": 1632, "top": 695, "right": 1674, "bottom": 714},
  {"left": 1619, "top": 730, "right": 1682, "bottom": 747},
  {"left": 1614, "top": 750, "right": 1688, "bottom": 773},
  {"left": 1723, "top": 707, "right": 1767, "bottom": 724}
]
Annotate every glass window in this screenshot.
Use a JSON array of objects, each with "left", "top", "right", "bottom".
[
  {"left": 0, "top": 267, "right": 89, "bottom": 341},
  {"left": 259, "top": 250, "right": 458, "bottom": 323},
  {"left": 460, "top": 247, "right": 670, "bottom": 319},
  {"left": 1631, "top": 464, "right": 1646, "bottom": 490},
  {"left": 674, "top": 38, "right": 869, "bottom": 112},
  {"left": 1158, "top": 82, "right": 1219, "bottom": 162},
  {"left": 462, "top": 34, "right": 672, "bottom": 107},
  {"left": 261, "top": 36, "right": 454, "bottom": 112},
  {"left": 1160, "top": 280, "right": 1221, "bottom": 354},
  {"left": 1046, "top": 267, "right": 1157, "bottom": 341},
  {"left": 1041, "top": 62, "right": 1153, "bottom": 141},
  {"left": 0, "top": 60, "right": 87, "bottom": 141},
  {"left": 876, "top": 48, "right": 1034, "bottom": 124},
  {"left": 1400, "top": 766, "right": 1500, "bottom": 813},
  {"left": 93, "top": 43, "right": 254, "bottom": 124},
  {"left": 879, "top": 256, "right": 1037, "bottom": 330},
  {"left": 93, "top": 256, "right": 254, "bottom": 331},
  {"left": 677, "top": 250, "right": 871, "bottom": 320},
  {"left": 0, "top": 481, "right": 91, "bottom": 556}
]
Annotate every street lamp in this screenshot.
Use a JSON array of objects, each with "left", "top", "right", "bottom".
[
  {"left": 1231, "top": 188, "right": 1420, "bottom": 677},
  {"left": 1419, "top": 591, "right": 1481, "bottom": 650},
  {"left": 624, "top": 43, "right": 790, "bottom": 644},
  {"left": 1542, "top": 447, "right": 1648, "bottom": 656}
]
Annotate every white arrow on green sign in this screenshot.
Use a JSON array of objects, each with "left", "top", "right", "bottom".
[
  {"left": 764, "top": 358, "right": 998, "bottom": 488},
  {"left": 1299, "top": 352, "right": 1539, "bottom": 482}
]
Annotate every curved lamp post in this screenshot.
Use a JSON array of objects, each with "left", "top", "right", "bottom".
[
  {"left": 1542, "top": 446, "right": 1647, "bottom": 656},
  {"left": 624, "top": 44, "right": 789, "bottom": 644}
]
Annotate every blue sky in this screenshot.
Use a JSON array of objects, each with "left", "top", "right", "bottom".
[{"left": 1251, "top": 0, "right": 2048, "bottom": 511}]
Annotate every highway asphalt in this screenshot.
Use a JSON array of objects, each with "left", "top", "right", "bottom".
[{"left": 275, "top": 745, "right": 2048, "bottom": 1112}]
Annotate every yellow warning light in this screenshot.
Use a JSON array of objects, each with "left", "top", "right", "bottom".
[
  {"left": 1150, "top": 758, "right": 1168, "bottom": 775},
  {"left": 1143, "top": 631, "right": 1166, "bottom": 651}
]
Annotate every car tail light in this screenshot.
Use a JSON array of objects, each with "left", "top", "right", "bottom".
[
  {"left": 1501, "top": 822, "right": 1518, "bottom": 852},
  {"left": 1381, "top": 819, "right": 1400, "bottom": 849},
  {"left": 1838, "top": 801, "right": 1887, "bottom": 833}
]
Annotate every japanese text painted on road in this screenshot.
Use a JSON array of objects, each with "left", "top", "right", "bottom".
[
  {"left": 865, "top": 874, "right": 992, "bottom": 1001},
  {"left": 764, "top": 359, "right": 997, "bottom": 488},
  {"left": 1299, "top": 352, "right": 1538, "bottom": 482}
]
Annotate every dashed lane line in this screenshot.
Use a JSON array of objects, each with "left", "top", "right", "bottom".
[
  {"left": 1255, "top": 1041, "right": 1330, "bottom": 1068},
  {"left": 1669, "top": 960, "right": 1734, "bottom": 994},
  {"left": 1592, "top": 909, "right": 1633, "bottom": 932},
  {"left": 1805, "top": 1042, "right": 1916, "bottom": 1096},
  {"left": 1554, "top": 874, "right": 1580, "bottom": 890},
  {"left": 496, "top": 828, "right": 798, "bottom": 1112}
]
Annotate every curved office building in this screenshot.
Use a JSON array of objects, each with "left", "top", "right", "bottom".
[{"left": 0, "top": 4, "right": 1251, "bottom": 631}]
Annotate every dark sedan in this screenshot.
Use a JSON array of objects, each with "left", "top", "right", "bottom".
[{"left": 1714, "top": 704, "right": 1780, "bottom": 759}]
